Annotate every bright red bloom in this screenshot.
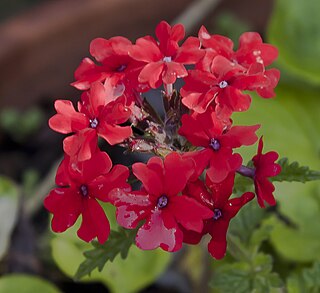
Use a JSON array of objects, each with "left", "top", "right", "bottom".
[
  {"left": 109, "top": 152, "right": 213, "bottom": 252},
  {"left": 179, "top": 109, "right": 260, "bottom": 182},
  {"left": 72, "top": 36, "right": 149, "bottom": 101},
  {"left": 44, "top": 151, "right": 130, "bottom": 243},
  {"left": 181, "top": 54, "right": 269, "bottom": 116},
  {"left": 199, "top": 27, "right": 278, "bottom": 67},
  {"left": 129, "top": 21, "right": 204, "bottom": 88},
  {"left": 184, "top": 174, "right": 255, "bottom": 259},
  {"left": 252, "top": 137, "right": 281, "bottom": 207},
  {"left": 49, "top": 82, "right": 132, "bottom": 161},
  {"left": 198, "top": 26, "right": 280, "bottom": 99}
]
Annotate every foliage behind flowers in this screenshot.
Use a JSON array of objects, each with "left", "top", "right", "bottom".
[{"left": 44, "top": 19, "right": 320, "bottom": 291}]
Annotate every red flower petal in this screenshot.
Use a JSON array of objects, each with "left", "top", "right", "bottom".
[
  {"left": 162, "top": 62, "right": 187, "bottom": 84},
  {"left": 44, "top": 188, "right": 82, "bottom": 233},
  {"left": 98, "top": 123, "right": 132, "bottom": 145},
  {"left": 49, "top": 100, "right": 88, "bottom": 134},
  {"left": 90, "top": 165, "right": 130, "bottom": 202},
  {"left": 63, "top": 129, "right": 98, "bottom": 162},
  {"left": 77, "top": 197, "right": 110, "bottom": 244},
  {"left": 132, "top": 161, "right": 163, "bottom": 196},
  {"left": 163, "top": 153, "right": 194, "bottom": 196},
  {"left": 136, "top": 209, "right": 183, "bottom": 252},
  {"left": 110, "top": 189, "right": 151, "bottom": 229},
  {"left": 130, "top": 36, "right": 162, "bottom": 63},
  {"left": 90, "top": 38, "right": 113, "bottom": 62},
  {"left": 170, "top": 195, "right": 213, "bottom": 232},
  {"left": 69, "top": 150, "right": 112, "bottom": 183},
  {"left": 138, "top": 61, "right": 164, "bottom": 88},
  {"left": 221, "top": 125, "right": 260, "bottom": 148}
]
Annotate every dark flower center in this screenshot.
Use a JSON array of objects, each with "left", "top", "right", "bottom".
[
  {"left": 116, "top": 64, "right": 127, "bottom": 72},
  {"left": 218, "top": 80, "right": 228, "bottom": 89},
  {"left": 80, "top": 185, "right": 89, "bottom": 197},
  {"left": 213, "top": 208, "right": 222, "bottom": 220},
  {"left": 209, "top": 138, "right": 221, "bottom": 151},
  {"left": 157, "top": 195, "right": 168, "bottom": 209},
  {"left": 89, "top": 118, "right": 99, "bottom": 128}
]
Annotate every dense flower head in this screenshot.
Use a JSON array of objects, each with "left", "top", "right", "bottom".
[{"left": 46, "top": 20, "right": 282, "bottom": 262}]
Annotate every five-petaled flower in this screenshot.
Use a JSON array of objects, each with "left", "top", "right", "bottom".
[
  {"left": 44, "top": 151, "right": 130, "bottom": 243},
  {"left": 129, "top": 20, "right": 204, "bottom": 89},
  {"left": 252, "top": 136, "right": 281, "bottom": 207},
  {"left": 183, "top": 173, "right": 254, "bottom": 259},
  {"left": 179, "top": 109, "right": 260, "bottom": 183},
  {"left": 109, "top": 152, "right": 213, "bottom": 252},
  {"left": 49, "top": 81, "right": 132, "bottom": 161}
]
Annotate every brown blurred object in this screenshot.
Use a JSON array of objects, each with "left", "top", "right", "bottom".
[{"left": 0, "top": 0, "right": 194, "bottom": 109}]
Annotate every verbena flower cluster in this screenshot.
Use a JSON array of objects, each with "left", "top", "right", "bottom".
[{"left": 45, "top": 21, "right": 281, "bottom": 259}]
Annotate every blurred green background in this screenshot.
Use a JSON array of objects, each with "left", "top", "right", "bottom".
[{"left": 0, "top": 0, "right": 319, "bottom": 292}]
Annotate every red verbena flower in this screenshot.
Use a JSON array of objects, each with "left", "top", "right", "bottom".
[
  {"left": 184, "top": 173, "right": 254, "bottom": 259},
  {"left": 129, "top": 21, "right": 204, "bottom": 89},
  {"left": 44, "top": 151, "right": 130, "bottom": 243},
  {"left": 72, "top": 36, "right": 149, "bottom": 101},
  {"left": 198, "top": 26, "right": 278, "bottom": 68},
  {"left": 179, "top": 109, "right": 260, "bottom": 182},
  {"left": 49, "top": 81, "right": 132, "bottom": 161},
  {"left": 198, "top": 26, "right": 280, "bottom": 99},
  {"left": 109, "top": 152, "right": 213, "bottom": 252},
  {"left": 252, "top": 136, "right": 281, "bottom": 207}
]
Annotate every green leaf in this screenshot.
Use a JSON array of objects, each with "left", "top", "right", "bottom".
[
  {"left": 233, "top": 173, "right": 253, "bottom": 195},
  {"left": 0, "top": 176, "right": 19, "bottom": 260},
  {"left": 232, "top": 83, "right": 320, "bottom": 262},
  {"left": 210, "top": 253, "right": 283, "bottom": 293},
  {"left": 287, "top": 262, "right": 320, "bottom": 293},
  {"left": 229, "top": 200, "right": 266, "bottom": 245},
  {"left": 273, "top": 158, "right": 320, "bottom": 183},
  {"left": 75, "top": 227, "right": 136, "bottom": 280},
  {"left": 0, "top": 274, "right": 61, "bottom": 293},
  {"left": 51, "top": 219, "right": 171, "bottom": 293},
  {"left": 268, "top": 0, "right": 320, "bottom": 85}
]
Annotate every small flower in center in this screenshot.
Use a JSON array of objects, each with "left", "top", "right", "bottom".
[
  {"left": 209, "top": 138, "right": 221, "bottom": 151},
  {"left": 80, "top": 185, "right": 89, "bottom": 197},
  {"left": 157, "top": 195, "right": 168, "bottom": 209},
  {"left": 218, "top": 80, "right": 228, "bottom": 89},
  {"left": 163, "top": 56, "right": 172, "bottom": 63},
  {"left": 116, "top": 64, "right": 127, "bottom": 72},
  {"left": 90, "top": 118, "right": 99, "bottom": 129},
  {"left": 213, "top": 208, "right": 222, "bottom": 220}
]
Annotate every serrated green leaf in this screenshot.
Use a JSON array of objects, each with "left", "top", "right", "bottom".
[
  {"left": 51, "top": 224, "right": 171, "bottom": 293},
  {"left": 273, "top": 158, "right": 320, "bottom": 183},
  {"left": 232, "top": 83, "right": 320, "bottom": 262},
  {"left": 75, "top": 227, "right": 136, "bottom": 280},
  {"left": 229, "top": 200, "right": 266, "bottom": 245},
  {"left": 287, "top": 262, "right": 320, "bottom": 293},
  {"left": 210, "top": 253, "right": 283, "bottom": 293}
]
